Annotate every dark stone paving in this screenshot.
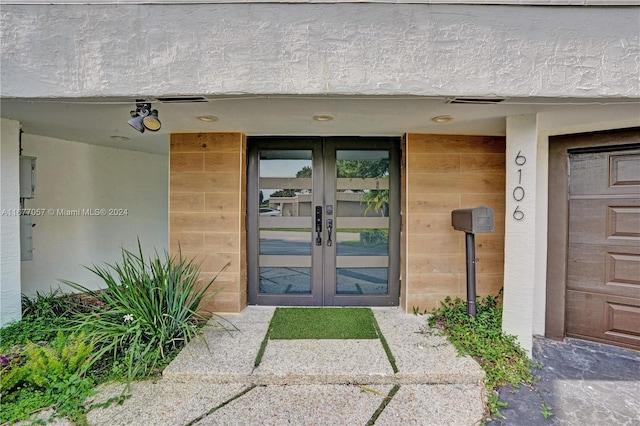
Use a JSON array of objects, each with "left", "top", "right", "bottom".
[{"left": 487, "top": 336, "right": 640, "bottom": 425}]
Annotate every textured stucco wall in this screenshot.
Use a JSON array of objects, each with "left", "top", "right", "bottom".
[{"left": 1, "top": 4, "right": 638, "bottom": 98}]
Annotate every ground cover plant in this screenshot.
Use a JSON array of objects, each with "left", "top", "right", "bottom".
[
  {"left": 426, "top": 292, "right": 545, "bottom": 421},
  {"left": 0, "top": 242, "right": 228, "bottom": 424}
]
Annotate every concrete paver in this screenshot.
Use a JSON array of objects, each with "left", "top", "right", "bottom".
[
  {"left": 254, "top": 339, "right": 395, "bottom": 384},
  {"left": 86, "top": 380, "right": 246, "bottom": 426},
  {"left": 195, "top": 384, "right": 394, "bottom": 426},
  {"left": 375, "top": 384, "right": 486, "bottom": 426}
]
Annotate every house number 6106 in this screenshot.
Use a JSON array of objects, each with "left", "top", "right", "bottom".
[{"left": 513, "top": 151, "right": 526, "bottom": 221}]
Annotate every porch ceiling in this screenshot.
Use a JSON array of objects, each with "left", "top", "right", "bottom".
[{"left": 1, "top": 96, "right": 638, "bottom": 155}]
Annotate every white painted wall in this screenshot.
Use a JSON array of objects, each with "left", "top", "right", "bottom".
[
  {"left": 19, "top": 134, "right": 168, "bottom": 296},
  {"left": 0, "top": 119, "right": 22, "bottom": 327},
  {"left": 1, "top": 4, "right": 638, "bottom": 99},
  {"left": 503, "top": 114, "right": 539, "bottom": 355}
]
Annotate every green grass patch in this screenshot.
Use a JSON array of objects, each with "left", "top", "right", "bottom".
[{"left": 268, "top": 307, "right": 378, "bottom": 340}]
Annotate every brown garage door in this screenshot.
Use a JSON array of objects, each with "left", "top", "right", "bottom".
[{"left": 566, "top": 146, "right": 640, "bottom": 350}]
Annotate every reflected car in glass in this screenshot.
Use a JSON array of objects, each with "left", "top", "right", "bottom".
[{"left": 259, "top": 208, "right": 282, "bottom": 216}]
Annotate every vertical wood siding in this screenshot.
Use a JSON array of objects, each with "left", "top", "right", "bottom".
[{"left": 170, "top": 133, "right": 247, "bottom": 313}]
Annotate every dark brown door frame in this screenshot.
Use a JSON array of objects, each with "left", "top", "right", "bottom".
[
  {"left": 546, "top": 127, "right": 640, "bottom": 340},
  {"left": 246, "top": 136, "right": 401, "bottom": 307}
]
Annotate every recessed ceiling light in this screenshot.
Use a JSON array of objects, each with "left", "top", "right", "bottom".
[
  {"left": 110, "top": 135, "right": 130, "bottom": 141},
  {"left": 431, "top": 115, "right": 454, "bottom": 123},
  {"left": 313, "top": 114, "right": 334, "bottom": 122},
  {"left": 197, "top": 115, "right": 219, "bottom": 122}
]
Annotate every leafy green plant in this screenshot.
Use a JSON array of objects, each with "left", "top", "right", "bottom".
[
  {"left": 0, "top": 332, "right": 94, "bottom": 424},
  {"left": 62, "top": 241, "right": 230, "bottom": 385},
  {"left": 21, "top": 288, "right": 79, "bottom": 320},
  {"left": 360, "top": 229, "right": 388, "bottom": 248},
  {"left": 541, "top": 403, "right": 554, "bottom": 419},
  {"left": 428, "top": 292, "right": 544, "bottom": 420}
]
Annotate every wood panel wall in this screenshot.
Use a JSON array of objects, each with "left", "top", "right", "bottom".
[
  {"left": 170, "top": 133, "right": 246, "bottom": 313},
  {"left": 403, "top": 134, "right": 506, "bottom": 311}
]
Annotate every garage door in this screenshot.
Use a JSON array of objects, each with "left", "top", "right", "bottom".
[{"left": 566, "top": 146, "right": 640, "bottom": 350}]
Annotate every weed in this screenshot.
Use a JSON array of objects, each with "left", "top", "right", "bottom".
[{"left": 541, "top": 403, "right": 554, "bottom": 419}]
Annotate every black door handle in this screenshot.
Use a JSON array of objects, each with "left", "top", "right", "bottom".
[
  {"left": 315, "top": 206, "right": 322, "bottom": 246},
  {"left": 326, "top": 219, "right": 333, "bottom": 247}
]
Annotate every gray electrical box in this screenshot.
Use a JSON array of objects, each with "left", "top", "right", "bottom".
[
  {"left": 451, "top": 206, "right": 494, "bottom": 234},
  {"left": 20, "top": 214, "right": 34, "bottom": 261},
  {"left": 20, "top": 156, "right": 36, "bottom": 199}
]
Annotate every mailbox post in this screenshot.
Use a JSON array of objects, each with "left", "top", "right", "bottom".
[{"left": 451, "top": 206, "right": 494, "bottom": 317}]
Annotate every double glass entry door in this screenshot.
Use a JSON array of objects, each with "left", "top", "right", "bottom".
[{"left": 247, "top": 137, "right": 400, "bottom": 306}]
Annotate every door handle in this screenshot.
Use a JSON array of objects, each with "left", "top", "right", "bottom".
[
  {"left": 315, "top": 206, "right": 322, "bottom": 246},
  {"left": 326, "top": 219, "right": 333, "bottom": 247}
]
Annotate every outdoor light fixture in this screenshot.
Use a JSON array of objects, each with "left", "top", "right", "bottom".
[
  {"left": 128, "top": 101, "right": 161, "bottom": 133},
  {"left": 431, "top": 115, "right": 454, "bottom": 123},
  {"left": 313, "top": 114, "right": 334, "bottom": 122}
]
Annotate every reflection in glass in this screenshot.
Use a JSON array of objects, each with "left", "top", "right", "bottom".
[
  {"left": 259, "top": 150, "right": 313, "bottom": 295},
  {"left": 259, "top": 267, "right": 311, "bottom": 294},
  {"left": 259, "top": 150, "right": 312, "bottom": 218},
  {"left": 259, "top": 229, "right": 312, "bottom": 256},
  {"left": 336, "top": 150, "right": 389, "bottom": 218},
  {"left": 336, "top": 268, "right": 388, "bottom": 295},
  {"left": 336, "top": 229, "right": 388, "bottom": 256}
]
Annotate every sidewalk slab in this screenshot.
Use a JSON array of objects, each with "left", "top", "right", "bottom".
[
  {"left": 375, "top": 383, "right": 486, "bottom": 426},
  {"left": 194, "top": 384, "right": 393, "bottom": 426},
  {"left": 163, "top": 306, "right": 275, "bottom": 381},
  {"left": 372, "top": 308, "right": 485, "bottom": 384},
  {"left": 86, "top": 380, "right": 246, "bottom": 426},
  {"left": 254, "top": 339, "right": 395, "bottom": 384}
]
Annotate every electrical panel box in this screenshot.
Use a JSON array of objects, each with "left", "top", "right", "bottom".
[
  {"left": 451, "top": 206, "right": 494, "bottom": 234},
  {"left": 20, "top": 214, "right": 34, "bottom": 261},
  {"left": 20, "top": 156, "right": 36, "bottom": 199}
]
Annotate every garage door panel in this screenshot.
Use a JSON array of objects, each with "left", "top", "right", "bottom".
[
  {"left": 566, "top": 290, "right": 640, "bottom": 349},
  {"left": 569, "top": 198, "right": 640, "bottom": 245},
  {"left": 568, "top": 243, "right": 640, "bottom": 299},
  {"left": 566, "top": 146, "right": 640, "bottom": 350},
  {"left": 569, "top": 151, "right": 640, "bottom": 196}
]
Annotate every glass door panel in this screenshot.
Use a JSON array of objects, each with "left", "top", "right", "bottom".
[
  {"left": 258, "top": 150, "right": 313, "bottom": 295},
  {"left": 334, "top": 150, "right": 390, "bottom": 296}
]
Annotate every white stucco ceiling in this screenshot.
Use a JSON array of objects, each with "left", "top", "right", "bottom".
[{"left": 1, "top": 96, "right": 638, "bottom": 155}]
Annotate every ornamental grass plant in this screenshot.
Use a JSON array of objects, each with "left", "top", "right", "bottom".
[{"left": 63, "top": 241, "right": 230, "bottom": 385}]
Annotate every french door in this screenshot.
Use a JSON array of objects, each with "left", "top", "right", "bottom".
[{"left": 247, "top": 137, "right": 400, "bottom": 306}]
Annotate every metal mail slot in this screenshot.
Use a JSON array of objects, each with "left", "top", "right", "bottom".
[{"left": 451, "top": 206, "right": 494, "bottom": 234}]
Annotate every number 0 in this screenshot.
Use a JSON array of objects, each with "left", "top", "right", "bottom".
[{"left": 513, "top": 186, "right": 525, "bottom": 202}]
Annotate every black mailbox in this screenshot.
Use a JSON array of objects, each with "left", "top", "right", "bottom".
[
  {"left": 450, "top": 206, "right": 495, "bottom": 317},
  {"left": 451, "top": 206, "right": 494, "bottom": 234}
]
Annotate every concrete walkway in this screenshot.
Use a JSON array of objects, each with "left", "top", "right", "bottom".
[{"left": 85, "top": 307, "right": 487, "bottom": 426}]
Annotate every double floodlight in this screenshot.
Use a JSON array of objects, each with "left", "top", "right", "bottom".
[{"left": 128, "top": 101, "right": 161, "bottom": 133}]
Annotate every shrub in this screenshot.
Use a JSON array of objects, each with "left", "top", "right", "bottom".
[
  {"left": 360, "top": 229, "right": 388, "bottom": 248},
  {"left": 63, "top": 241, "right": 229, "bottom": 384},
  {"left": 0, "top": 332, "right": 94, "bottom": 424}
]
